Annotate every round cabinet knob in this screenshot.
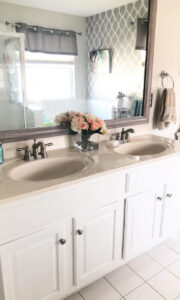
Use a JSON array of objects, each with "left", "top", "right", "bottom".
[
  {"left": 77, "top": 229, "right": 83, "bottom": 235},
  {"left": 157, "top": 196, "right": 163, "bottom": 201},
  {"left": 59, "top": 239, "right": 66, "bottom": 245},
  {"left": 167, "top": 193, "right": 172, "bottom": 198}
]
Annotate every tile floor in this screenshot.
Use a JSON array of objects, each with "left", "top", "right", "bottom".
[{"left": 66, "top": 233, "right": 180, "bottom": 300}]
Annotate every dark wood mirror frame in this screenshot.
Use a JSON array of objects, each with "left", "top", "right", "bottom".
[{"left": 0, "top": 0, "right": 157, "bottom": 143}]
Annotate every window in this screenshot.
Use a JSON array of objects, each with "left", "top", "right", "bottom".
[{"left": 25, "top": 52, "right": 75, "bottom": 102}]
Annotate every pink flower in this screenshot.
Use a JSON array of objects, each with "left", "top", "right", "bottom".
[
  {"left": 81, "top": 122, "right": 89, "bottom": 130},
  {"left": 84, "top": 113, "right": 96, "bottom": 123},
  {"left": 61, "top": 115, "right": 69, "bottom": 122},
  {"left": 89, "top": 119, "right": 95, "bottom": 124},
  {"left": 76, "top": 117, "right": 84, "bottom": 124},
  {"left": 91, "top": 121, "right": 100, "bottom": 131},
  {"left": 76, "top": 112, "right": 83, "bottom": 117},
  {"left": 69, "top": 111, "right": 75, "bottom": 116},
  {"left": 97, "top": 118, "right": 105, "bottom": 127},
  {"left": 69, "top": 115, "right": 75, "bottom": 121}
]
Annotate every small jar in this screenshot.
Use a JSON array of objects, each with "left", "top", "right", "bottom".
[{"left": 0, "top": 143, "right": 4, "bottom": 164}]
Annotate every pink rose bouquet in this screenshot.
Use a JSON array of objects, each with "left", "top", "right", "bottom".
[{"left": 55, "top": 111, "right": 107, "bottom": 136}]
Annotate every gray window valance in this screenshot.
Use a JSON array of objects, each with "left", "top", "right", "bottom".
[{"left": 16, "top": 22, "right": 78, "bottom": 56}]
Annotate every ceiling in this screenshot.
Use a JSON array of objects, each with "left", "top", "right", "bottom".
[{"left": 0, "top": 0, "right": 137, "bottom": 16}]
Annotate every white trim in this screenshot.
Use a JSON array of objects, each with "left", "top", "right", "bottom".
[{"left": 0, "top": 31, "right": 24, "bottom": 38}]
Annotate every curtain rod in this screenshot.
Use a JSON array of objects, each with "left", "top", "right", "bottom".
[{"left": 5, "top": 21, "right": 82, "bottom": 36}]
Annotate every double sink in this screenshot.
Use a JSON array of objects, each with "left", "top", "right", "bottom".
[{"left": 7, "top": 135, "right": 173, "bottom": 183}]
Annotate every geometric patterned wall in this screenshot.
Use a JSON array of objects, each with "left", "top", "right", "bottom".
[{"left": 86, "top": 0, "right": 149, "bottom": 102}]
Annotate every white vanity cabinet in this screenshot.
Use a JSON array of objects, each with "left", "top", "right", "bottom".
[
  {"left": 161, "top": 159, "right": 180, "bottom": 237},
  {"left": 0, "top": 154, "right": 180, "bottom": 300},
  {"left": 122, "top": 160, "right": 165, "bottom": 261},
  {"left": 0, "top": 224, "right": 68, "bottom": 300},
  {"left": 73, "top": 201, "right": 124, "bottom": 287},
  {"left": 123, "top": 188, "right": 163, "bottom": 261}
]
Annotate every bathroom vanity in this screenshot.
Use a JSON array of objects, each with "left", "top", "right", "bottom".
[{"left": 0, "top": 135, "right": 180, "bottom": 300}]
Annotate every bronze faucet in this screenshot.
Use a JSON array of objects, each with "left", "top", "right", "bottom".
[
  {"left": 17, "top": 139, "right": 53, "bottom": 161},
  {"left": 32, "top": 139, "right": 53, "bottom": 159},
  {"left": 112, "top": 128, "right": 135, "bottom": 143}
]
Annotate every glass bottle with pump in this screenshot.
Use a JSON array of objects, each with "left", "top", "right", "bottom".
[{"left": 0, "top": 143, "right": 4, "bottom": 164}]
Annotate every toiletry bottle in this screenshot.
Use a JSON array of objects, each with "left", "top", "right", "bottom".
[{"left": 0, "top": 143, "right": 4, "bottom": 164}]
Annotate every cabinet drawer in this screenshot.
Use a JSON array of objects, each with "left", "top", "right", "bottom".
[{"left": 126, "top": 162, "right": 164, "bottom": 194}]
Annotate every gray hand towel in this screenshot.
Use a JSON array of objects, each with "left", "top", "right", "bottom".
[{"left": 157, "top": 88, "right": 176, "bottom": 130}]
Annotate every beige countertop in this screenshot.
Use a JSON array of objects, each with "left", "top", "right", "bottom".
[{"left": 0, "top": 134, "right": 179, "bottom": 205}]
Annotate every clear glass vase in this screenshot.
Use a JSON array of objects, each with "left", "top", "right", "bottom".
[{"left": 74, "top": 133, "right": 99, "bottom": 152}]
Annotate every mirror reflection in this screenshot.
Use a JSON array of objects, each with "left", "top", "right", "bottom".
[{"left": 0, "top": 0, "right": 149, "bottom": 131}]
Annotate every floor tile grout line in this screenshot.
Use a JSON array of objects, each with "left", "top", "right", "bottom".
[
  {"left": 127, "top": 254, "right": 180, "bottom": 299},
  {"left": 146, "top": 251, "right": 180, "bottom": 269},
  {"left": 125, "top": 264, "right": 148, "bottom": 281},
  {"left": 165, "top": 256, "right": 180, "bottom": 268},
  {"left": 103, "top": 276, "right": 124, "bottom": 298},
  {"left": 125, "top": 264, "right": 167, "bottom": 299},
  {"left": 145, "top": 281, "right": 167, "bottom": 300},
  {"left": 125, "top": 255, "right": 180, "bottom": 300},
  {"left": 142, "top": 252, "right": 168, "bottom": 268},
  {"left": 78, "top": 291, "right": 86, "bottom": 300},
  {"left": 163, "top": 243, "right": 180, "bottom": 256},
  {"left": 145, "top": 268, "right": 166, "bottom": 281},
  {"left": 122, "top": 282, "right": 145, "bottom": 297},
  {"left": 144, "top": 253, "right": 180, "bottom": 280},
  {"left": 165, "top": 257, "right": 180, "bottom": 268},
  {"left": 166, "top": 267, "right": 180, "bottom": 281},
  {"left": 105, "top": 262, "right": 166, "bottom": 299},
  {"left": 105, "top": 264, "right": 146, "bottom": 298}
]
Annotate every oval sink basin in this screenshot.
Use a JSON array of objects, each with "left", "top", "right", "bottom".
[
  {"left": 9, "top": 156, "right": 94, "bottom": 182},
  {"left": 114, "top": 141, "right": 170, "bottom": 157}
]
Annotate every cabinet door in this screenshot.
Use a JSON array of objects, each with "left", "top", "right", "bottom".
[
  {"left": 123, "top": 189, "right": 162, "bottom": 261},
  {"left": 73, "top": 202, "right": 123, "bottom": 286},
  {"left": 161, "top": 182, "right": 180, "bottom": 237},
  {"left": 160, "top": 156, "right": 180, "bottom": 237},
  {"left": 0, "top": 226, "right": 67, "bottom": 300}
]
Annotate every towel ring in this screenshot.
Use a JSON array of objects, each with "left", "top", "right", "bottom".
[{"left": 160, "top": 71, "right": 175, "bottom": 89}]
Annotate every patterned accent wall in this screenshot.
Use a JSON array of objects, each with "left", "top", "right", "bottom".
[{"left": 86, "top": 0, "right": 149, "bottom": 102}]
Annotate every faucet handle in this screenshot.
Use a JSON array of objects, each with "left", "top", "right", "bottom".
[
  {"left": 45, "top": 142, "right": 53, "bottom": 147},
  {"left": 125, "top": 128, "right": 135, "bottom": 142},
  {"left": 16, "top": 146, "right": 32, "bottom": 161},
  {"left": 39, "top": 142, "right": 53, "bottom": 159},
  {"left": 120, "top": 128, "right": 126, "bottom": 143},
  {"left": 32, "top": 139, "right": 38, "bottom": 146},
  {"left": 16, "top": 147, "right": 27, "bottom": 151},
  {"left": 111, "top": 132, "right": 120, "bottom": 141}
]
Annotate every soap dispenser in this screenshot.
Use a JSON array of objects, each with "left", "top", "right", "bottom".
[{"left": 0, "top": 143, "right": 4, "bottom": 164}]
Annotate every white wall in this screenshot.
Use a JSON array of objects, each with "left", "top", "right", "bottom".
[{"left": 150, "top": 0, "right": 180, "bottom": 138}]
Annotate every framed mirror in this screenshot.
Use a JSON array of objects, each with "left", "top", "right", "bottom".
[{"left": 0, "top": 0, "right": 157, "bottom": 142}]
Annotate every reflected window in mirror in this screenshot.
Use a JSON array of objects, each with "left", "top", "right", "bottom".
[
  {"left": 25, "top": 52, "right": 75, "bottom": 127},
  {"left": 0, "top": 34, "right": 25, "bottom": 131}
]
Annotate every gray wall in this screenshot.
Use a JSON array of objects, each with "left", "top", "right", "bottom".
[{"left": 86, "top": 0, "right": 149, "bottom": 102}]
